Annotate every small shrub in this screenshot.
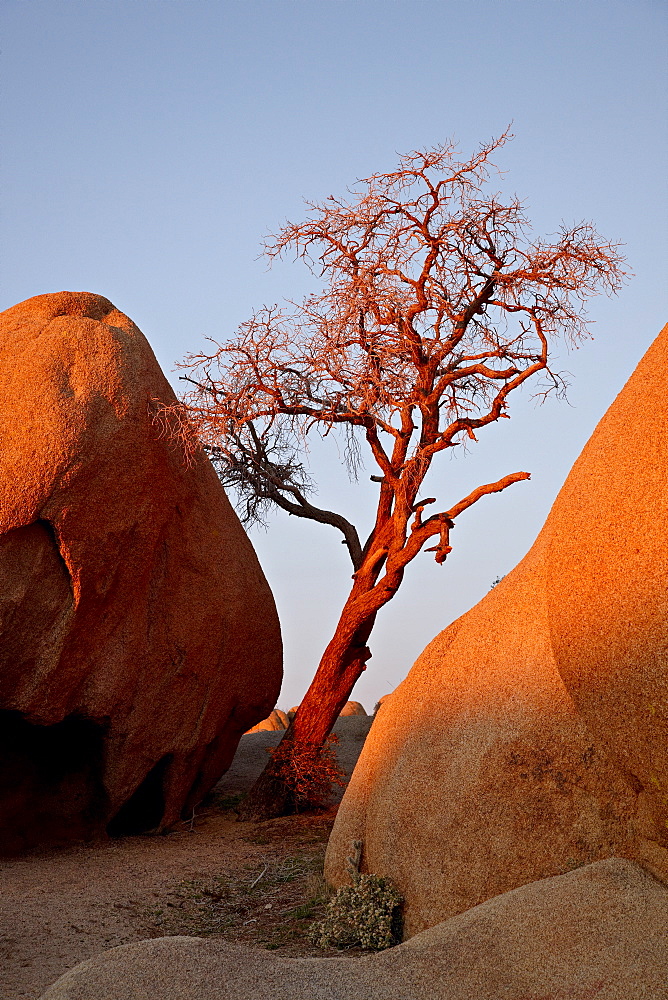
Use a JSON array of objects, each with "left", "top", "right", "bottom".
[
  {"left": 308, "top": 841, "right": 403, "bottom": 950},
  {"left": 266, "top": 734, "right": 346, "bottom": 810},
  {"left": 308, "top": 872, "right": 403, "bottom": 950}
]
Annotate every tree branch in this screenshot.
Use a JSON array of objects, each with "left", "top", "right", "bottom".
[{"left": 267, "top": 489, "right": 363, "bottom": 570}]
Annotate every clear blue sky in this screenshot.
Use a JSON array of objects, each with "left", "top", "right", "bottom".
[{"left": 2, "top": 0, "right": 666, "bottom": 711}]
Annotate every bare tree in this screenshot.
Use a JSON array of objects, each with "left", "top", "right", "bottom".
[{"left": 174, "top": 131, "right": 626, "bottom": 820}]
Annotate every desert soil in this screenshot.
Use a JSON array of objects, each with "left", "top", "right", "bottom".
[{"left": 1, "top": 722, "right": 372, "bottom": 1000}]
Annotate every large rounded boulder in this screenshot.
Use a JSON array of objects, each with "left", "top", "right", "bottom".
[
  {"left": 545, "top": 325, "right": 668, "bottom": 873},
  {"left": 0, "top": 292, "right": 282, "bottom": 851},
  {"left": 325, "top": 323, "right": 667, "bottom": 936}
]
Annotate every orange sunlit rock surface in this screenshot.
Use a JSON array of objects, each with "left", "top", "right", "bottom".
[
  {"left": 0, "top": 291, "right": 282, "bottom": 851},
  {"left": 326, "top": 322, "right": 668, "bottom": 937},
  {"left": 546, "top": 324, "right": 668, "bottom": 874}
]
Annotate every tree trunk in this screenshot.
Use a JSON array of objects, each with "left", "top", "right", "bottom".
[{"left": 236, "top": 611, "right": 375, "bottom": 821}]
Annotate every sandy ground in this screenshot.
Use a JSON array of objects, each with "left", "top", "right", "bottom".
[{"left": 0, "top": 717, "right": 372, "bottom": 1000}]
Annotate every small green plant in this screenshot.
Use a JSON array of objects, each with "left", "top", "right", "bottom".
[{"left": 308, "top": 840, "right": 403, "bottom": 950}]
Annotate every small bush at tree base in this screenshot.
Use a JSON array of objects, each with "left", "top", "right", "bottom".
[
  {"left": 308, "top": 871, "right": 403, "bottom": 950},
  {"left": 266, "top": 734, "right": 346, "bottom": 810}
]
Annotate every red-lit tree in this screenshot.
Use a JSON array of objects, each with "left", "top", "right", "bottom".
[{"left": 174, "top": 131, "right": 626, "bottom": 820}]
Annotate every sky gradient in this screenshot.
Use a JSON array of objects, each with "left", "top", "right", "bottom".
[{"left": 2, "top": 0, "right": 666, "bottom": 711}]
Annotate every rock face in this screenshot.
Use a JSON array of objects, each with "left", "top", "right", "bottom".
[
  {"left": 0, "top": 292, "right": 282, "bottom": 851},
  {"left": 545, "top": 324, "right": 668, "bottom": 878},
  {"left": 39, "top": 859, "right": 668, "bottom": 1000},
  {"left": 326, "top": 323, "right": 668, "bottom": 936}
]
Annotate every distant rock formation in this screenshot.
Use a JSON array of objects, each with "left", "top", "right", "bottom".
[
  {"left": 0, "top": 292, "right": 282, "bottom": 851},
  {"left": 39, "top": 859, "right": 668, "bottom": 999},
  {"left": 245, "top": 709, "right": 289, "bottom": 733},
  {"left": 338, "top": 700, "right": 367, "bottom": 717},
  {"left": 217, "top": 712, "right": 373, "bottom": 804},
  {"left": 326, "top": 322, "right": 668, "bottom": 936},
  {"left": 286, "top": 700, "right": 367, "bottom": 723}
]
